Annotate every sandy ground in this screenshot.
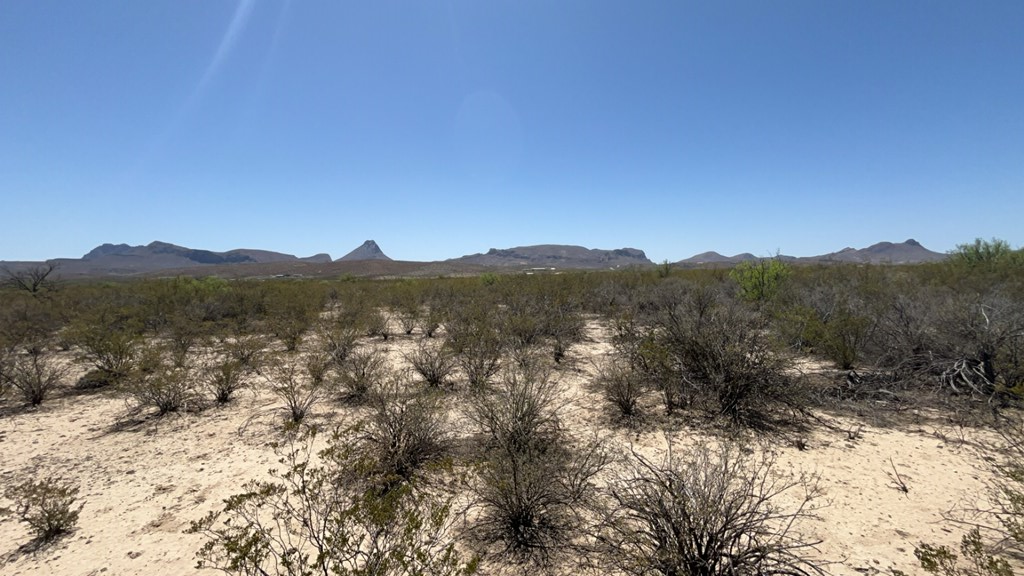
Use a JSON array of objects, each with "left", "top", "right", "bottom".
[{"left": 0, "top": 320, "right": 1007, "bottom": 576}]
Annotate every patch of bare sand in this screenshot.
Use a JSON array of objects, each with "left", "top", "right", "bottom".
[{"left": 0, "top": 322, "right": 1007, "bottom": 576}]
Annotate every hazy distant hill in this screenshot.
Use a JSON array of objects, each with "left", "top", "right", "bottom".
[
  {"left": 677, "top": 251, "right": 759, "bottom": 265},
  {"left": 450, "top": 244, "right": 653, "bottom": 269},
  {"left": 813, "top": 239, "right": 946, "bottom": 264},
  {"left": 677, "top": 239, "right": 946, "bottom": 266},
  {"left": 2, "top": 241, "right": 333, "bottom": 277},
  {"left": 338, "top": 240, "right": 391, "bottom": 262}
]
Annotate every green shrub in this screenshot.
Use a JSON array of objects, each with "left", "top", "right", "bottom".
[
  {"left": 730, "top": 257, "right": 790, "bottom": 303},
  {"left": 264, "top": 355, "right": 327, "bottom": 423},
  {"left": 124, "top": 349, "right": 202, "bottom": 415},
  {"left": 2, "top": 476, "right": 83, "bottom": 543},
  {"left": 951, "top": 238, "right": 1022, "bottom": 269},
  {"left": 189, "top": 428, "right": 476, "bottom": 576}
]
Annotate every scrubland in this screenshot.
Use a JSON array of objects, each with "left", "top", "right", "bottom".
[{"left": 2, "top": 241, "right": 1023, "bottom": 576}]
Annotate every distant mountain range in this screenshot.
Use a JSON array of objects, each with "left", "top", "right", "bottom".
[
  {"left": 0, "top": 238, "right": 948, "bottom": 279},
  {"left": 676, "top": 239, "right": 946, "bottom": 266}
]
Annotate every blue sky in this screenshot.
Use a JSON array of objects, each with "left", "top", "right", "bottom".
[{"left": 1, "top": 1, "right": 1022, "bottom": 262}]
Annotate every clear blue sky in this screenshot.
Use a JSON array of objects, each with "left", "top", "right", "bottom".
[{"left": 2, "top": 1, "right": 1022, "bottom": 262}]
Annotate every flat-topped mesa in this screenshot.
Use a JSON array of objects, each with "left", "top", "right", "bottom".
[{"left": 451, "top": 244, "right": 653, "bottom": 269}]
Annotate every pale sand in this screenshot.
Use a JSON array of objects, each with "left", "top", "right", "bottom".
[{"left": 0, "top": 320, "right": 1004, "bottom": 575}]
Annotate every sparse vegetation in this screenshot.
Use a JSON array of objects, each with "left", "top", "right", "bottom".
[
  {"left": 912, "top": 416, "right": 1024, "bottom": 576},
  {"left": 406, "top": 341, "right": 457, "bottom": 389},
  {"left": 337, "top": 346, "right": 389, "bottom": 402},
  {"left": 6, "top": 350, "right": 68, "bottom": 406},
  {"left": 595, "top": 441, "right": 824, "bottom": 576},
  {"left": 363, "top": 374, "right": 453, "bottom": 484},
  {"left": 2, "top": 246, "right": 1023, "bottom": 575},
  {"left": 264, "top": 355, "right": 327, "bottom": 423},
  {"left": 123, "top": 348, "right": 203, "bottom": 415},
  {"left": 188, "top": 429, "right": 477, "bottom": 576},
  {"left": 2, "top": 476, "right": 83, "bottom": 544}
]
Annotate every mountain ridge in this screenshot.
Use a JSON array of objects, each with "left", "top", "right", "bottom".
[
  {"left": 677, "top": 239, "right": 946, "bottom": 266},
  {"left": 0, "top": 238, "right": 950, "bottom": 278}
]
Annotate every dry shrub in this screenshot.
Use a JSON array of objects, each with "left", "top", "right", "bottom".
[
  {"left": 264, "top": 355, "right": 327, "bottom": 423},
  {"left": 205, "top": 358, "right": 247, "bottom": 404},
  {"left": 628, "top": 282, "right": 806, "bottom": 425},
  {"left": 337, "top": 346, "right": 388, "bottom": 403},
  {"left": 598, "top": 360, "right": 647, "bottom": 423},
  {"left": 362, "top": 374, "right": 453, "bottom": 484},
  {"left": 405, "top": 341, "right": 457, "bottom": 389},
  {"left": 224, "top": 334, "right": 267, "bottom": 373},
  {"left": 7, "top": 351, "right": 68, "bottom": 406},
  {"left": 596, "top": 440, "right": 824, "bottom": 576},
  {"left": 467, "top": 361, "right": 611, "bottom": 565},
  {"left": 317, "top": 319, "right": 359, "bottom": 366},
  {"left": 468, "top": 362, "right": 563, "bottom": 454},
  {"left": 471, "top": 438, "right": 610, "bottom": 565},
  {"left": 445, "top": 305, "right": 503, "bottom": 390}
]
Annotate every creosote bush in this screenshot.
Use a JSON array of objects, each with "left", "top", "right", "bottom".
[
  {"left": 188, "top": 428, "right": 477, "bottom": 576},
  {"left": 598, "top": 360, "right": 647, "bottom": 423},
  {"left": 264, "top": 355, "right": 327, "bottom": 423},
  {"left": 337, "top": 346, "right": 389, "bottom": 402},
  {"left": 467, "top": 361, "right": 610, "bottom": 565},
  {"left": 595, "top": 441, "right": 824, "bottom": 576},
  {"left": 623, "top": 282, "right": 805, "bottom": 425},
  {"left": 223, "top": 334, "right": 266, "bottom": 374},
  {"left": 317, "top": 319, "right": 359, "bottom": 366},
  {"left": 124, "top": 349, "right": 203, "bottom": 415},
  {"left": 2, "top": 476, "right": 83, "bottom": 544},
  {"left": 66, "top": 306, "right": 141, "bottom": 387},
  {"left": 205, "top": 358, "right": 247, "bottom": 404},
  {"left": 471, "top": 439, "right": 609, "bottom": 564},
  {"left": 363, "top": 375, "right": 453, "bottom": 484},
  {"left": 445, "top": 304, "right": 504, "bottom": 390},
  {"left": 406, "top": 341, "right": 457, "bottom": 389},
  {"left": 8, "top": 351, "right": 69, "bottom": 406},
  {"left": 468, "top": 362, "right": 563, "bottom": 454}
]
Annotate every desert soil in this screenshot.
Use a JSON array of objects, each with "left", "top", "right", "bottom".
[{"left": 0, "top": 320, "right": 1003, "bottom": 576}]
